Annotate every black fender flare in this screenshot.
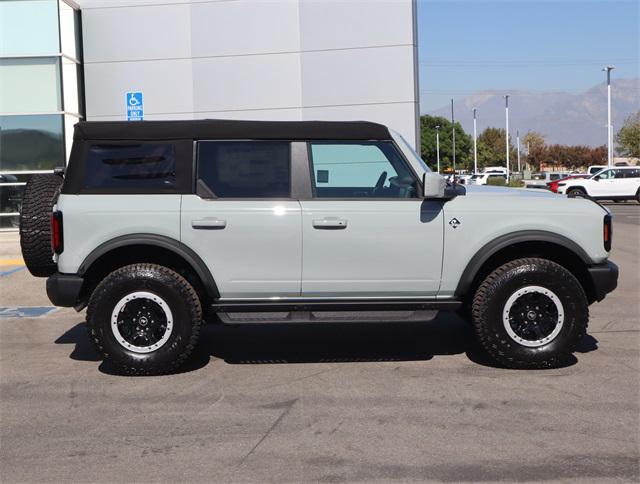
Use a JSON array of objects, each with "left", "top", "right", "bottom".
[
  {"left": 455, "top": 230, "right": 592, "bottom": 297},
  {"left": 78, "top": 234, "right": 219, "bottom": 299}
]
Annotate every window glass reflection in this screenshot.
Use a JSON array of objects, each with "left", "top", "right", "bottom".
[
  {"left": 0, "top": 115, "right": 65, "bottom": 171},
  {"left": 0, "top": 0, "right": 59, "bottom": 57},
  {"left": 0, "top": 58, "right": 61, "bottom": 114}
]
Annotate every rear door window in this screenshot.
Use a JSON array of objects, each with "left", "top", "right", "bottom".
[
  {"left": 197, "top": 141, "right": 290, "bottom": 198},
  {"left": 624, "top": 169, "right": 640, "bottom": 178},
  {"left": 85, "top": 143, "right": 176, "bottom": 190}
]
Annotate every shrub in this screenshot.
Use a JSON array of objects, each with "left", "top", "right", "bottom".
[
  {"left": 485, "top": 178, "right": 524, "bottom": 187},
  {"left": 486, "top": 177, "right": 506, "bottom": 186}
]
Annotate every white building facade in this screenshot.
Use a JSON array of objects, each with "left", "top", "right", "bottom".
[
  {"left": 78, "top": 0, "right": 420, "bottom": 146},
  {"left": 1, "top": 0, "right": 419, "bottom": 229}
]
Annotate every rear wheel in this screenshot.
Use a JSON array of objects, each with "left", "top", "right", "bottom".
[
  {"left": 87, "top": 264, "right": 202, "bottom": 375},
  {"left": 471, "top": 258, "right": 588, "bottom": 369},
  {"left": 19, "top": 174, "right": 63, "bottom": 277}
]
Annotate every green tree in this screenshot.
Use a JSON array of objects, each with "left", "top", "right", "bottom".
[
  {"left": 522, "top": 131, "right": 546, "bottom": 170},
  {"left": 616, "top": 111, "right": 640, "bottom": 158},
  {"left": 420, "top": 115, "right": 473, "bottom": 172},
  {"left": 476, "top": 127, "right": 516, "bottom": 170}
]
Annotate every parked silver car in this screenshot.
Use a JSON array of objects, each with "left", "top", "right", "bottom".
[{"left": 524, "top": 172, "right": 570, "bottom": 189}]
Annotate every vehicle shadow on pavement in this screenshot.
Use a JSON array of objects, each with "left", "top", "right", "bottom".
[
  {"left": 54, "top": 322, "right": 102, "bottom": 362},
  {"left": 205, "top": 316, "right": 470, "bottom": 365},
  {"left": 55, "top": 315, "right": 598, "bottom": 375}
]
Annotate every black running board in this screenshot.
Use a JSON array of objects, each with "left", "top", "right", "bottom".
[{"left": 210, "top": 299, "right": 461, "bottom": 313}]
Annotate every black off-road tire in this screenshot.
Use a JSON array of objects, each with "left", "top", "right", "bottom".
[
  {"left": 471, "top": 258, "right": 589, "bottom": 369},
  {"left": 87, "top": 264, "right": 202, "bottom": 375},
  {"left": 19, "top": 174, "right": 63, "bottom": 277}
]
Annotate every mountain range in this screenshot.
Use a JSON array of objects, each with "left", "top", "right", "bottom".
[{"left": 428, "top": 78, "right": 639, "bottom": 147}]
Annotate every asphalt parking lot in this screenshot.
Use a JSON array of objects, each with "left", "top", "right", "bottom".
[{"left": 1, "top": 203, "right": 638, "bottom": 483}]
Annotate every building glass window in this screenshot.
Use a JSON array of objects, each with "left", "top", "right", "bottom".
[
  {"left": 0, "top": 58, "right": 62, "bottom": 114},
  {"left": 0, "top": 0, "right": 60, "bottom": 57},
  {"left": 0, "top": 0, "right": 83, "bottom": 230},
  {"left": 0, "top": 115, "right": 65, "bottom": 172}
]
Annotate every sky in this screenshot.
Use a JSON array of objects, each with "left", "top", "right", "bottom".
[{"left": 417, "top": 0, "right": 640, "bottom": 112}]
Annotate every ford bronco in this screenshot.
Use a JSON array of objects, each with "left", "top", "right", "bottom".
[{"left": 19, "top": 120, "right": 618, "bottom": 374}]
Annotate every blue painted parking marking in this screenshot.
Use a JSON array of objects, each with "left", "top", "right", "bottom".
[
  {"left": 0, "top": 266, "right": 25, "bottom": 277},
  {"left": 0, "top": 307, "right": 57, "bottom": 318}
]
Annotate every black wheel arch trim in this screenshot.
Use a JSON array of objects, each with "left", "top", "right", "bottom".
[
  {"left": 455, "top": 230, "right": 593, "bottom": 297},
  {"left": 78, "top": 234, "right": 220, "bottom": 299}
]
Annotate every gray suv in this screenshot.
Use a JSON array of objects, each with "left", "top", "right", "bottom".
[{"left": 19, "top": 120, "right": 618, "bottom": 374}]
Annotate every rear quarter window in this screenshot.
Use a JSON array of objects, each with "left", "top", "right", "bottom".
[{"left": 84, "top": 144, "right": 176, "bottom": 190}]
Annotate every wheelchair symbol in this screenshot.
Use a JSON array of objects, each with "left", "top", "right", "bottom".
[{"left": 128, "top": 93, "right": 141, "bottom": 106}]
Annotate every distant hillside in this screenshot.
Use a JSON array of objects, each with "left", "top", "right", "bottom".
[
  {"left": 428, "top": 78, "right": 639, "bottom": 147},
  {"left": 0, "top": 129, "right": 63, "bottom": 171}
]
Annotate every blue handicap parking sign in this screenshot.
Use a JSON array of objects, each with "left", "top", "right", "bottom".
[{"left": 126, "top": 91, "right": 144, "bottom": 121}]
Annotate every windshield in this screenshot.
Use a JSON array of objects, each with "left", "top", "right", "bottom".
[{"left": 392, "top": 131, "right": 431, "bottom": 173}]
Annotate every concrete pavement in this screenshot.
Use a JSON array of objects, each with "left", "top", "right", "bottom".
[{"left": 0, "top": 204, "right": 638, "bottom": 483}]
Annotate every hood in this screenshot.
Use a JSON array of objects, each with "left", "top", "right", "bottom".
[{"left": 463, "top": 185, "right": 562, "bottom": 199}]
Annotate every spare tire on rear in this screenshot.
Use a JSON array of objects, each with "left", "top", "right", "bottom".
[{"left": 19, "top": 174, "right": 63, "bottom": 277}]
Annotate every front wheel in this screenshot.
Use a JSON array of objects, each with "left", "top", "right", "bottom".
[
  {"left": 471, "top": 258, "right": 588, "bottom": 369},
  {"left": 87, "top": 264, "right": 202, "bottom": 375},
  {"left": 567, "top": 187, "right": 587, "bottom": 198}
]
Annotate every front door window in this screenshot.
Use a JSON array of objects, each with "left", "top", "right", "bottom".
[{"left": 309, "top": 141, "right": 419, "bottom": 199}]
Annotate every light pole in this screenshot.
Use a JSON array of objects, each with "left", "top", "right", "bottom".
[
  {"left": 516, "top": 129, "right": 521, "bottom": 172},
  {"left": 603, "top": 66, "right": 615, "bottom": 167},
  {"left": 504, "top": 95, "right": 510, "bottom": 181},
  {"left": 451, "top": 99, "right": 456, "bottom": 176},
  {"left": 473, "top": 108, "right": 478, "bottom": 174},
  {"left": 435, "top": 125, "right": 441, "bottom": 173}
]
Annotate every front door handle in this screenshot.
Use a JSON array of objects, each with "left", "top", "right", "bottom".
[
  {"left": 312, "top": 217, "right": 348, "bottom": 229},
  {"left": 191, "top": 218, "right": 227, "bottom": 230}
]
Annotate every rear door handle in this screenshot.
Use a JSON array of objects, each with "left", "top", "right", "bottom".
[
  {"left": 191, "top": 218, "right": 227, "bottom": 230},
  {"left": 312, "top": 217, "right": 348, "bottom": 229}
]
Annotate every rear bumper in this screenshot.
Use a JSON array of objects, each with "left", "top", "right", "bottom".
[
  {"left": 46, "top": 273, "right": 83, "bottom": 307},
  {"left": 588, "top": 261, "right": 619, "bottom": 302}
]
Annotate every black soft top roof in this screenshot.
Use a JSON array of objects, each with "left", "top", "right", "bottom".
[{"left": 74, "top": 119, "right": 392, "bottom": 141}]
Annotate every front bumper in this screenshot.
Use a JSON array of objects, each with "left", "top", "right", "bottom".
[
  {"left": 587, "top": 261, "right": 619, "bottom": 302},
  {"left": 46, "top": 273, "right": 84, "bottom": 307}
]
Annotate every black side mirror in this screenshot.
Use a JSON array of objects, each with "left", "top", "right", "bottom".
[{"left": 594, "top": 175, "right": 600, "bottom": 181}]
